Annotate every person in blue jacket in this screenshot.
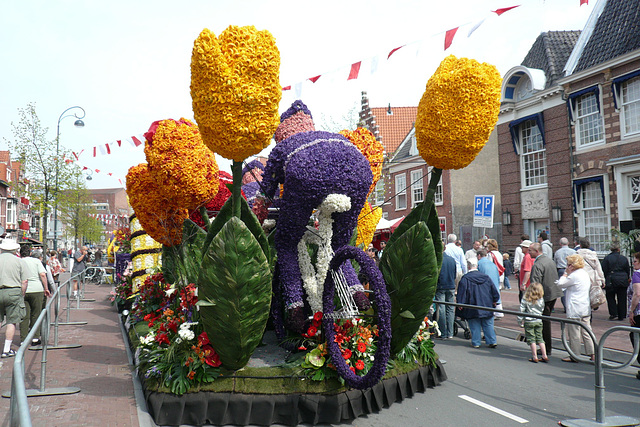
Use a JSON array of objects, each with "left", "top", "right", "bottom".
[
  {"left": 456, "top": 257, "right": 500, "bottom": 348},
  {"left": 435, "top": 252, "right": 457, "bottom": 339}
]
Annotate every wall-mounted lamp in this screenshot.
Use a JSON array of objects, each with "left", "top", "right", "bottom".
[
  {"left": 503, "top": 210, "right": 512, "bottom": 234},
  {"left": 552, "top": 204, "right": 563, "bottom": 233}
]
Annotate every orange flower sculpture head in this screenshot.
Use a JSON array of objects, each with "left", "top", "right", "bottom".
[
  {"left": 339, "top": 127, "right": 383, "bottom": 197},
  {"left": 190, "top": 25, "right": 281, "bottom": 161},
  {"left": 126, "top": 163, "right": 188, "bottom": 247},
  {"left": 415, "top": 55, "right": 501, "bottom": 170},
  {"left": 144, "top": 118, "right": 219, "bottom": 210}
]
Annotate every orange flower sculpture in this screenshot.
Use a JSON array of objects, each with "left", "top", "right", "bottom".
[
  {"left": 126, "top": 163, "right": 188, "bottom": 247},
  {"left": 190, "top": 25, "right": 281, "bottom": 161},
  {"left": 340, "top": 128, "right": 383, "bottom": 197},
  {"left": 415, "top": 55, "right": 501, "bottom": 170},
  {"left": 144, "top": 118, "right": 219, "bottom": 210}
]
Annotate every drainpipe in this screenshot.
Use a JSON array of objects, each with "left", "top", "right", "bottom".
[{"left": 563, "top": 91, "right": 578, "bottom": 238}]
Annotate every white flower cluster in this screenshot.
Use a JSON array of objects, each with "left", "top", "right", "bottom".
[
  {"left": 299, "top": 194, "right": 352, "bottom": 313},
  {"left": 178, "top": 322, "right": 197, "bottom": 341},
  {"left": 140, "top": 332, "right": 156, "bottom": 345}
]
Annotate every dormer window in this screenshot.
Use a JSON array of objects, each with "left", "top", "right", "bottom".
[{"left": 501, "top": 67, "right": 546, "bottom": 104}]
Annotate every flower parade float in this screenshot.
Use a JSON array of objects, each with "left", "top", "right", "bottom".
[{"left": 119, "top": 21, "right": 501, "bottom": 424}]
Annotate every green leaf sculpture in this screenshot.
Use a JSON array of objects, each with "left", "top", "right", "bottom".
[
  {"left": 379, "top": 220, "right": 439, "bottom": 355},
  {"left": 161, "top": 219, "right": 207, "bottom": 286},
  {"left": 199, "top": 216, "right": 272, "bottom": 371}
]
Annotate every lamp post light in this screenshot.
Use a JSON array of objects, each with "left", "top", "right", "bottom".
[{"left": 53, "top": 106, "right": 85, "bottom": 251}]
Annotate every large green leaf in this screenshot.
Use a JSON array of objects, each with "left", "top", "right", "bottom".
[
  {"left": 379, "top": 221, "right": 439, "bottom": 355},
  {"left": 239, "top": 195, "right": 270, "bottom": 269},
  {"left": 161, "top": 244, "right": 181, "bottom": 285},
  {"left": 180, "top": 219, "right": 208, "bottom": 284},
  {"left": 199, "top": 217, "right": 272, "bottom": 371},
  {"left": 382, "top": 200, "right": 443, "bottom": 268},
  {"left": 202, "top": 196, "right": 234, "bottom": 256}
]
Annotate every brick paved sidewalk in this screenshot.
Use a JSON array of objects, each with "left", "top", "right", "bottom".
[{"left": 0, "top": 274, "right": 141, "bottom": 427}]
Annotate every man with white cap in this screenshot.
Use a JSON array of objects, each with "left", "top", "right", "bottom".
[
  {"left": 518, "top": 239, "right": 534, "bottom": 302},
  {"left": 0, "top": 239, "right": 28, "bottom": 358}
]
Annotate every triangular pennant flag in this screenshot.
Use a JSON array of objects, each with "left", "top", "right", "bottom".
[
  {"left": 387, "top": 45, "right": 404, "bottom": 59},
  {"left": 370, "top": 55, "right": 379, "bottom": 75},
  {"left": 105, "top": 144, "right": 111, "bottom": 155},
  {"left": 294, "top": 82, "right": 302, "bottom": 99},
  {"left": 282, "top": 85, "right": 291, "bottom": 91},
  {"left": 95, "top": 169, "right": 100, "bottom": 173},
  {"left": 492, "top": 5, "right": 520, "bottom": 16},
  {"left": 82, "top": 166, "right": 88, "bottom": 171},
  {"left": 580, "top": 0, "right": 588, "bottom": 5},
  {"left": 468, "top": 18, "right": 486, "bottom": 37},
  {"left": 131, "top": 136, "right": 143, "bottom": 147},
  {"left": 348, "top": 61, "right": 361, "bottom": 80},
  {"left": 308, "top": 75, "right": 321, "bottom": 83},
  {"left": 444, "top": 27, "right": 459, "bottom": 50},
  {"left": 108, "top": 173, "right": 112, "bottom": 176},
  {"left": 98, "top": 145, "right": 107, "bottom": 156},
  {"left": 116, "top": 140, "right": 122, "bottom": 147},
  {"left": 93, "top": 147, "right": 97, "bottom": 157}
]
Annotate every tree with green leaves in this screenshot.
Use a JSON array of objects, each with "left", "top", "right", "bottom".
[
  {"left": 58, "top": 169, "right": 103, "bottom": 248},
  {"left": 5, "top": 103, "right": 79, "bottom": 255}
]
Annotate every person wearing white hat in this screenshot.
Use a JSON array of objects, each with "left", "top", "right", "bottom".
[{"left": 0, "top": 239, "right": 28, "bottom": 358}]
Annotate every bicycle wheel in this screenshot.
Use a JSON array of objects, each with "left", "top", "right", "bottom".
[{"left": 322, "top": 245, "right": 392, "bottom": 390}]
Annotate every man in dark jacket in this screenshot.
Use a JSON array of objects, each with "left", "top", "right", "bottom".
[
  {"left": 435, "top": 252, "right": 457, "bottom": 339},
  {"left": 530, "top": 242, "right": 563, "bottom": 355},
  {"left": 456, "top": 258, "right": 500, "bottom": 348},
  {"left": 602, "top": 242, "right": 630, "bottom": 321}
]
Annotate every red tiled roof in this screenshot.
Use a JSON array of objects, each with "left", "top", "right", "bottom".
[{"left": 370, "top": 106, "right": 417, "bottom": 154}]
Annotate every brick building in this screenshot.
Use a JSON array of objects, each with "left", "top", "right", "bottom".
[
  {"left": 87, "top": 187, "right": 131, "bottom": 245},
  {"left": 498, "top": 0, "right": 640, "bottom": 255},
  {"left": 360, "top": 92, "right": 502, "bottom": 248}
]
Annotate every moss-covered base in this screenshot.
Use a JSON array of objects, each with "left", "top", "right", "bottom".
[{"left": 127, "top": 318, "right": 448, "bottom": 426}]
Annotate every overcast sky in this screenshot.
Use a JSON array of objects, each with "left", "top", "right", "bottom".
[{"left": 0, "top": 0, "right": 594, "bottom": 189}]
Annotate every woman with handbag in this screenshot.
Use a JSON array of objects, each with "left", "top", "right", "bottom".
[{"left": 557, "top": 254, "right": 595, "bottom": 363}]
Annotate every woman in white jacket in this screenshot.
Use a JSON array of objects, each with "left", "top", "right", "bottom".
[{"left": 557, "top": 254, "right": 595, "bottom": 362}]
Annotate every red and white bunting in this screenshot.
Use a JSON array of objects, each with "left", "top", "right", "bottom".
[
  {"left": 278, "top": 3, "right": 559, "bottom": 91},
  {"left": 74, "top": 134, "right": 147, "bottom": 160}
]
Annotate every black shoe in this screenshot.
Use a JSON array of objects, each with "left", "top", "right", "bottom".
[
  {"left": 609, "top": 315, "right": 617, "bottom": 320},
  {"left": 636, "top": 371, "right": 640, "bottom": 380},
  {"left": 31, "top": 339, "right": 41, "bottom": 346},
  {"left": 488, "top": 344, "right": 497, "bottom": 348},
  {"left": 618, "top": 317, "right": 626, "bottom": 321}
]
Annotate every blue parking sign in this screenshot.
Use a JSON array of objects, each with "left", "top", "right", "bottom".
[{"left": 473, "top": 195, "right": 494, "bottom": 228}]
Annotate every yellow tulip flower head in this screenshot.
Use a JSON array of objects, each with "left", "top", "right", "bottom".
[{"left": 415, "top": 55, "right": 501, "bottom": 170}]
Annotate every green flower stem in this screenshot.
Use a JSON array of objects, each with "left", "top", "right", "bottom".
[
  {"left": 232, "top": 160, "right": 243, "bottom": 218},
  {"left": 200, "top": 206, "right": 211, "bottom": 228},
  {"left": 425, "top": 167, "right": 442, "bottom": 207}
]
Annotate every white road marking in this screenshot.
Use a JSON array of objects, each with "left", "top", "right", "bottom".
[{"left": 459, "top": 394, "right": 529, "bottom": 424}]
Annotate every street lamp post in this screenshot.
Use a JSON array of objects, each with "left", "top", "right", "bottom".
[{"left": 53, "top": 106, "right": 85, "bottom": 251}]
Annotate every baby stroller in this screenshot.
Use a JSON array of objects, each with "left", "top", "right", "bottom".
[
  {"left": 431, "top": 301, "right": 471, "bottom": 340},
  {"left": 454, "top": 315, "right": 471, "bottom": 340}
]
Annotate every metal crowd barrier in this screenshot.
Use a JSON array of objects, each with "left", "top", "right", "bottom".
[
  {"left": 434, "top": 301, "right": 640, "bottom": 427},
  {"left": 4, "top": 271, "right": 94, "bottom": 426}
]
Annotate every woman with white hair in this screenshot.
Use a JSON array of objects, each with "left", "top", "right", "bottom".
[{"left": 556, "top": 254, "right": 595, "bottom": 363}]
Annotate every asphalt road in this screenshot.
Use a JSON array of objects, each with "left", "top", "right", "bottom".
[{"left": 336, "top": 334, "right": 640, "bottom": 427}]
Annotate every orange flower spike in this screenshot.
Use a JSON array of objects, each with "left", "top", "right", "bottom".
[
  {"left": 339, "top": 128, "right": 383, "bottom": 197},
  {"left": 144, "top": 118, "right": 219, "bottom": 210}
]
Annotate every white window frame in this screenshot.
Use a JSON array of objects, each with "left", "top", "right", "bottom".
[
  {"left": 410, "top": 170, "right": 424, "bottom": 208},
  {"left": 579, "top": 181, "right": 609, "bottom": 255},
  {"left": 6, "top": 199, "right": 15, "bottom": 226},
  {"left": 395, "top": 173, "right": 407, "bottom": 211},
  {"left": 620, "top": 76, "right": 640, "bottom": 138},
  {"left": 374, "top": 179, "right": 385, "bottom": 206},
  {"left": 434, "top": 175, "right": 443, "bottom": 206},
  {"left": 438, "top": 217, "right": 447, "bottom": 242},
  {"left": 575, "top": 92, "right": 604, "bottom": 148},
  {"left": 519, "top": 119, "right": 547, "bottom": 188}
]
